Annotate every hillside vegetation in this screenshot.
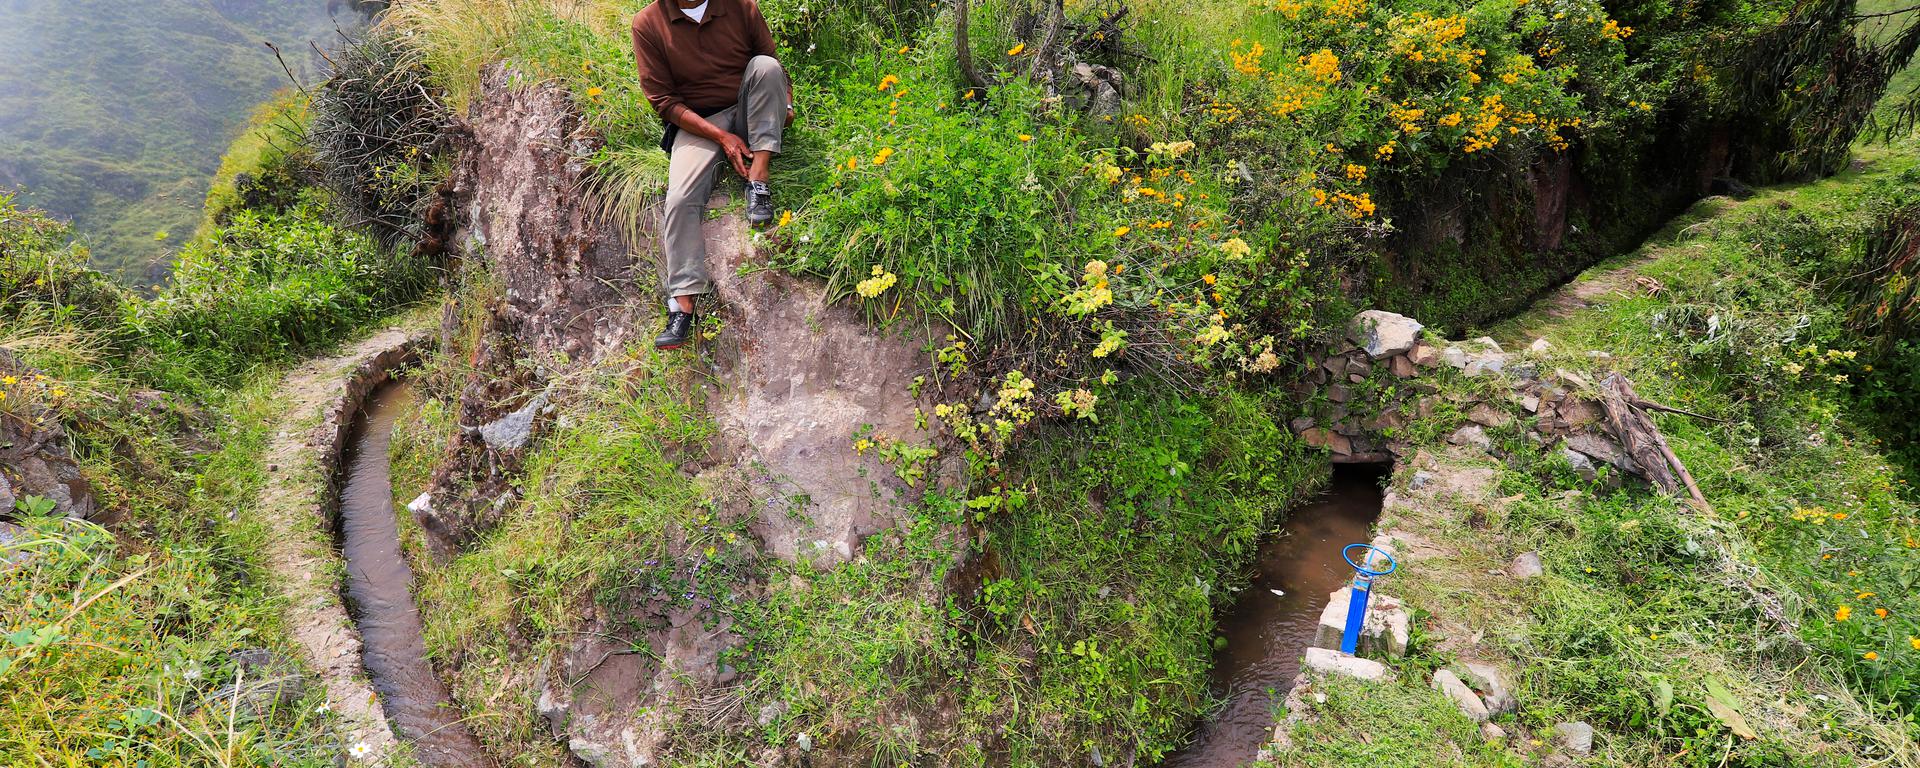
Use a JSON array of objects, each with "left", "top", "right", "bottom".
[
  {"left": 0, "top": 0, "right": 381, "bottom": 283},
  {"left": 1, "top": 0, "right": 1918, "bottom": 766}
]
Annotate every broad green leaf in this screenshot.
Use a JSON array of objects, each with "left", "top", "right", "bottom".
[{"left": 1703, "top": 678, "right": 1757, "bottom": 739}]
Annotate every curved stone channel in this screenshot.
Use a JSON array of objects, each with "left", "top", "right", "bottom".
[
  {"left": 1163, "top": 464, "right": 1387, "bottom": 767},
  {"left": 336, "top": 379, "right": 490, "bottom": 767}
]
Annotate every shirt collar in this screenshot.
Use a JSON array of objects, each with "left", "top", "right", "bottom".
[{"left": 664, "top": 0, "right": 727, "bottom": 23}]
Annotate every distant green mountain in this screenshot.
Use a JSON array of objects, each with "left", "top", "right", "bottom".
[{"left": 0, "top": 0, "right": 380, "bottom": 283}]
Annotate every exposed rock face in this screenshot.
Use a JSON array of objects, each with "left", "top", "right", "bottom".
[
  {"left": 0, "top": 350, "right": 96, "bottom": 521},
  {"left": 702, "top": 204, "right": 948, "bottom": 566},
  {"left": 424, "top": 65, "right": 646, "bottom": 547},
  {"left": 449, "top": 65, "right": 644, "bottom": 366}
]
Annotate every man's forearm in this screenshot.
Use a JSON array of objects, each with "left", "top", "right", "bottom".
[{"left": 673, "top": 109, "right": 737, "bottom": 144}]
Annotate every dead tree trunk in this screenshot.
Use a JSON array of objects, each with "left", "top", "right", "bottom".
[
  {"left": 955, "top": 0, "right": 993, "bottom": 91},
  {"left": 1599, "top": 373, "right": 1713, "bottom": 512}
]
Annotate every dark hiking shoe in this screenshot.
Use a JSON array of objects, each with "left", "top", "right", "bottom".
[
  {"left": 746, "top": 180, "right": 775, "bottom": 226},
  {"left": 655, "top": 311, "right": 694, "bottom": 350}
]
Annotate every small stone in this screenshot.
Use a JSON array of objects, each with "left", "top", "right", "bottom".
[
  {"left": 1442, "top": 346, "right": 1470, "bottom": 369},
  {"left": 1408, "top": 343, "right": 1440, "bottom": 367},
  {"left": 1289, "top": 416, "right": 1317, "bottom": 433},
  {"left": 1432, "top": 669, "right": 1491, "bottom": 722},
  {"left": 1447, "top": 425, "right": 1493, "bottom": 452},
  {"left": 1467, "top": 403, "right": 1513, "bottom": 429},
  {"left": 1302, "top": 647, "right": 1388, "bottom": 681},
  {"left": 1408, "top": 471, "right": 1435, "bottom": 491},
  {"left": 476, "top": 392, "right": 550, "bottom": 452},
  {"left": 1464, "top": 353, "right": 1508, "bottom": 378},
  {"left": 1300, "top": 428, "right": 1353, "bottom": 455},
  {"left": 0, "top": 522, "right": 31, "bottom": 570},
  {"left": 1346, "top": 310, "right": 1425, "bottom": 359},
  {"left": 1521, "top": 394, "right": 1541, "bottom": 413},
  {"left": 1455, "top": 661, "right": 1515, "bottom": 715},
  {"left": 1587, "top": 350, "right": 1612, "bottom": 360},
  {"left": 1565, "top": 432, "right": 1637, "bottom": 472},
  {"left": 1508, "top": 552, "right": 1544, "bottom": 579},
  {"left": 1390, "top": 355, "right": 1418, "bottom": 378},
  {"left": 1480, "top": 722, "right": 1507, "bottom": 743},
  {"left": 1528, "top": 338, "right": 1552, "bottom": 355},
  {"left": 1327, "top": 384, "right": 1352, "bottom": 403},
  {"left": 1560, "top": 447, "right": 1598, "bottom": 482},
  {"left": 1467, "top": 336, "right": 1506, "bottom": 354},
  {"left": 1553, "top": 722, "right": 1595, "bottom": 755}
]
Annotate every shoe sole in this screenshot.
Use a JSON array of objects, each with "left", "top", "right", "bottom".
[{"left": 656, "top": 342, "right": 686, "bottom": 351}]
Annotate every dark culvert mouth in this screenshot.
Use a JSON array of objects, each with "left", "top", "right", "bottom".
[
  {"left": 1163, "top": 462, "right": 1389, "bottom": 767},
  {"left": 336, "top": 378, "right": 492, "bottom": 767}
]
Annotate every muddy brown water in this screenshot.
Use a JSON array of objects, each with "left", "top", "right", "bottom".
[
  {"left": 1162, "top": 464, "right": 1386, "bottom": 767},
  {"left": 338, "top": 381, "right": 490, "bottom": 767}
]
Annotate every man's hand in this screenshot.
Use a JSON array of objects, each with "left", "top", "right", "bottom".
[{"left": 718, "top": 132, "right": 752, "bottom": 178}]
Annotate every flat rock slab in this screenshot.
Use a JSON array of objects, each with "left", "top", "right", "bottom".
[
  {"left": 1302, "top": 647, "right": 1388, "bottom": 681},
  {"left": 1432, "top": 669, "right": 1490, "bottom": 722}
]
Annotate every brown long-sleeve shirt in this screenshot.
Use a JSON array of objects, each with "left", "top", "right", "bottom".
[{"left": 630, "top": 0, "right": 778, "bottom": 127}]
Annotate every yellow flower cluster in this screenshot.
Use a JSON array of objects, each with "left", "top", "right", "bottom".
[
  {"left": 1301, "top": 49, "right": 1343, "bottom": 83},
  {"left": 856, "top": 265, "right": 898, "bottom": 298}
]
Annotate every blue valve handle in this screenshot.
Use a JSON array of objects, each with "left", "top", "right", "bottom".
[{"left": 1339, "top": 543, "right": 1397, "bottom": 655}]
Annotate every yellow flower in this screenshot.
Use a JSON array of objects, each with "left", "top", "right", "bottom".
[
  {"left": 1864, "top": 651, "right": 1879, "bottom": 660},
  {"left": 874, "top": 147, "right": 896, "bottom": 165},
  {"left": 1, "top": 376, "right": 14, "bottom": 385},
  {"left": 585, "top": 87, "right": 604, "bottom": 98},
  {"left": 1909, "top": 636, "right": 1920, "bottom": 650},
  {"left": 856, "top": 266, "right": 899, "bottom": 298},
  {"left": 1007, "top": 42, "right": 1027, "bottom": 56},
  {"left": 1219, "top": 238, "right": 1252, "bottom": 259},
  {"left": 898, "top": 45, "right": 911, "bottom": 54},
  {"left": 1018, "top": 134, "right": 1034, "bottom": 142},
  {"left": 854, "top": 438, "right": 873, "bottom": 454},
  {"left": 1301, "top": 48, "right": 1342, "bottom": 83},
  {"left": 1835, "top": 605, "right": 1852, "bottom": 622},
  {"left": 964, "top": 89, "right": 976, "bottom": 100},
  {"left": 50, "top": 388, "right": 65, "bottom": 398},
  {"left": 1875, "top": 608, "right": 1889, "bottom": 619},
  {"left": 1202, "top": 274, "right": 1217, "bottom": 286},
  {"left": 778, "top": 211, "right": 794, "bottom": 227},
  {"left": 878, "top": 74, "right": 899, "bottom": 91},
  {"left": 1113, "top": 226, "right": 1131, "bottom": 237},
  {"left": 846, "top": 157, "right": 860, "bottom": 170}
]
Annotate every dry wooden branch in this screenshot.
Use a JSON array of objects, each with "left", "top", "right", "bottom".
[{"left": 1600, "top": 373, "right": 1713, "bottom": 513}]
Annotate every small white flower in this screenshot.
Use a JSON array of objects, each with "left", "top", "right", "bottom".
[
  {"left": 183, "top": 663, "right": 202, "bottom": 681},
  {"left": 796, "top": 732, "right": 813, "bottom": 752},
  {"left": 315, "top": 703, "right": 332, "bottom": 715},
  {"left": 348, "top": 742, "right": 372, "bottom": 759}
]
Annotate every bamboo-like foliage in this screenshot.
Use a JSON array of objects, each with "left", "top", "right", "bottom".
[
  {"left": 1846, "top": 202, "right": 1920, "bottom": 347},
  {"left": 306, "top": 29, "right": 454, "bottom": 248},
  {"left": 1736, "top": 0, "right": 1920, "bottom": 179}
]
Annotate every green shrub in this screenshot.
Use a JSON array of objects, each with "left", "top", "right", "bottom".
[{"left": 131, "top": 197, "right": 434, "bottom": 385}]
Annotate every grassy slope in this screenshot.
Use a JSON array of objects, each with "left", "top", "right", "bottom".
[
  {"left": 1270, "top": 138, "right": 1920, "bottom": 766},
  {"left": 0, "top": 0, "right": 369, "bottom": 282}
]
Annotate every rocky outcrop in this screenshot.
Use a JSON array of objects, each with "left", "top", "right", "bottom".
[
  {"left": 425, "top": 71, "right": 952, "bottom": 767},
  {"left": 701, "top": 203, "right": 948, "bottom": 566},
  {"left": 0, "top": 350, "right": 96, "bottom": 521},
  {"left": 1294, "top": 310, "right": 1686, "bottom": 495},
  {"left": 421, "top": 65, "right": 647, "bottom": 548}
]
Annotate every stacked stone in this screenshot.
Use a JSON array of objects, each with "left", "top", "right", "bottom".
[{"left": 1293, "top": 310, "right": 1666, "bottom": 489}]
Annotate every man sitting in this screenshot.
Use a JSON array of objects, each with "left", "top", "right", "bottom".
[{"left": 631, "top": 0, "right": 792, "bottom": 350}]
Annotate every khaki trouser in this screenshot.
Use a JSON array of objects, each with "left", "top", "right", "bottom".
[{"left": 660, "top": 55, "right": 789, "bottom": 302}]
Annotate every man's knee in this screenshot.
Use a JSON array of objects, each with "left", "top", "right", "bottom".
[{"left": 745, "top": 55, "right": 784, "bottom": 80}]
